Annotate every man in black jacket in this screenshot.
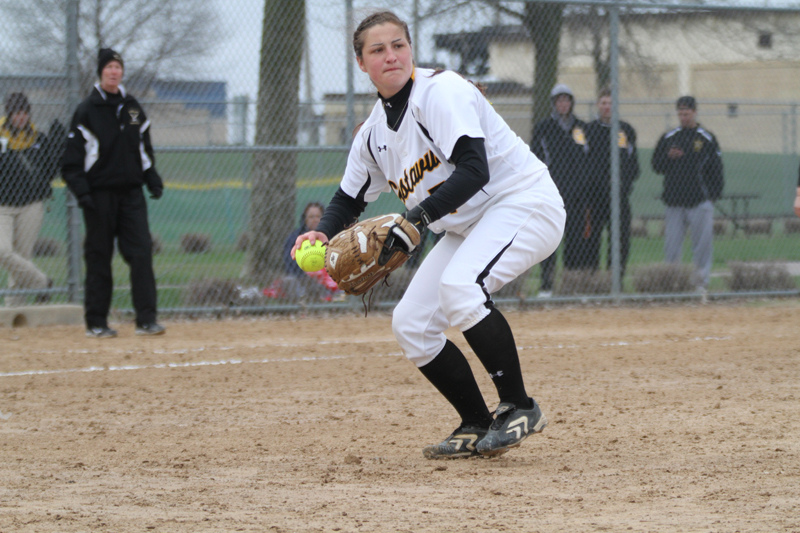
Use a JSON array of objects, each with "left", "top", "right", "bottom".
[
  {"left": 531, "top": 84, "right": 589, "bottom": 296},
  {"left": 62, "top": 48, "right": 165, "bottom": 338},
  {"left": 585, "top": 88, "right": 640, "bottom": 276},
  {"left": 652, "top": 96, "right": 724, "bottom": 291}
]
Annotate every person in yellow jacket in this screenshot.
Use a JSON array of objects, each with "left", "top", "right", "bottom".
[{"left": 0, "top": 92, "right": 62, "bottom": 306}]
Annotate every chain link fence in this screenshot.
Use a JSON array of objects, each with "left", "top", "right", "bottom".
[{"left": 1, "top": 0, "right": 799, "bottom": 316}]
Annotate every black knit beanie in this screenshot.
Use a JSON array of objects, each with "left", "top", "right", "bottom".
[{"left": 97, "top": 48, "right": 124, "bottom": 78}]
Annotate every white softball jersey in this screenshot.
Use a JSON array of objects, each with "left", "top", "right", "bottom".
[
  {"left": 341, "top": 68, "right": 565, "bottom": 366},
  {"left": 341, "top": 68, "right": 550, "bottom": 236}
]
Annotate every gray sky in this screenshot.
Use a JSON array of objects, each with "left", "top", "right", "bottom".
[{"left": 206, "top": 0, "right": 491, "bottom": 103}]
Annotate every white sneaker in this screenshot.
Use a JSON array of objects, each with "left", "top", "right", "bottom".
[{"left": 538, "top": 290, "right": 552, "bottom": 299}]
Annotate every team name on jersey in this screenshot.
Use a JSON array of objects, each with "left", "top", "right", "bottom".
[{"left": 388, "top": 149, "right": 442, "bottom": 202}]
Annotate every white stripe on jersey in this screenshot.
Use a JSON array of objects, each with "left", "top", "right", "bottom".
[{"left": 340, "top": 68, "right": 548, "bottom": 236}]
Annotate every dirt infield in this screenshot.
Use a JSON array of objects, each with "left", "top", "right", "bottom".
[{"left": 1, "top": 301, "right": 799, "bottom": 532}]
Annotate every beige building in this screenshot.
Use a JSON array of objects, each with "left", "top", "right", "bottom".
[
  {"left": 431, "top": 10, "right": 800, "bottom": 152},
  {"left": 323, "top": 11, "right": 800, "bottom": 152},
  {"left": 489, "top": 11, "right": 800, "bottom": 101}
]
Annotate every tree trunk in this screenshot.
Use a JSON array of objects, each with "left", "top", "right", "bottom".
[
  {"left": 591, "top": 8, "right": 611, "bottom": 93},
  {"left": 524, "top": 2, "right": 563, "bottom": 133},
  {"left": 246, "top": 0, "right": 306, "bottom": 283}
]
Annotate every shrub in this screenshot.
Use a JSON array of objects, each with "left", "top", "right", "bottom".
[
  {"left": 743, "top": 219, "right": 772, "bottom": 236},
  {"left": 632, "top": 263, "right": 695, "bottom": 293},
  {"left": 180, "top": 233, "right": 212, "bottom": 254},
  {"left": 556, "top": 269, "right": 612, "bottom": 296},
  {"left": 33, "top": 237, "right": 62, "bottom": 257},
  {"left": 630, "top": 219, "right": 648, "bottom": 238},
  {"left": 726, "top": 262, "right": 796, "bottom": 291},
  {"left": 236, "top": 232, "right": 249, "bottom": 252},
  {"left": 183, "top": 278, "right": 240, "bottom": 307},
  {"left": 783, "top": 218, "right": 800, "bottom": 234},
  {"left": 713, "top": 219, "right": 729, "bottom": 237},
  {"left": 151, "top": 234, "right": 163, "bottom": 255}
]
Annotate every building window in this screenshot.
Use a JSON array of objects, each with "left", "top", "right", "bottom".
[{"left": 758, "top": 32, "right": 772, "bottom": 49}]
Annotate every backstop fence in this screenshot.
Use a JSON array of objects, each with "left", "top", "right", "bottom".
[{"left": 1, "top": 0, "right": 799, "bottom": 317}]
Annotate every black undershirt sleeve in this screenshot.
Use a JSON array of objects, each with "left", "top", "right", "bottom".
[
  {"left": 315, "top": 186, "right": 368, "bottom": 239},
  {"left": 416, "top": 135, "right": 489, "bottom": 222},
  {"left": 316, "top": 136, "right": 487, "bottom": 237}
]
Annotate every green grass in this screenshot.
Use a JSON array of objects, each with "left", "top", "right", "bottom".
[{"left": 5, "top": 149, "right": 797, "bottom": 308}]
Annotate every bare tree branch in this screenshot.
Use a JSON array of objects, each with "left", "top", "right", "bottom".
[{"left": 0, "top": 0, "right": 222, "bottom": 92}]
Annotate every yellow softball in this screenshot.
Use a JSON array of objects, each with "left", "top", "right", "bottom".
[{"left": 295, "top": 240, "right": 326, "bottom": 272}]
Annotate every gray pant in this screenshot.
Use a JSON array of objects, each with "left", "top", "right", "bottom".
[
  {"left": 0, "top": 201, "right": 49, "bottom": 306},
  {"left": 664, "top": 200, "right": 714, "bottom": 289}
]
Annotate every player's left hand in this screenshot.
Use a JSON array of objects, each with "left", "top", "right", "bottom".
[
  {"left": 325, "top": 214, "right": 421, "bottom": 295},
  {"left": 384, "top": 205, "right": 430, "bottom": 256},
  {"left": 402, "top": 205, "right": 431, "bottom": 234}
]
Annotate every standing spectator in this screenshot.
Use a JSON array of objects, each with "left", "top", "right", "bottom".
[
  {"left": 0, "top": 92, "right": 61, "bottom": 306},
  {"left": 531, "top": 84, "right": 589, "bottom": 296},
  {"left": 62, "top": 48, "right": 165, "bottom": 338},
  {"left": 652, "top": 96, "right": 724, "bottom": 291},
  {"left": 585, "top": 88, "right": 640, "bottom": 276}
]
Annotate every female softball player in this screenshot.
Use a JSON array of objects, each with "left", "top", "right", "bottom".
[{"left": 292, "top": 11, "right": 566, "bottom": 458}]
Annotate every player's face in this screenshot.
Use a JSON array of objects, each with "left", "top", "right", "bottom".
[
  {"left": 677, "top": 106, "right": 697, "bottom": 128},
  {"left": 356, "top": 23, "right": 413, "bottom": 99},
  {"left": 100, "top": 61, "right": 124, "bottom": 94},
  {"left": 597, "top": 96, "right": 612, "bottom": 122}
]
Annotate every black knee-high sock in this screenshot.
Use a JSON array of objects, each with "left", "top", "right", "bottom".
[
  {"left": 463, "top": 306, "right": 531, "bottom": 408},
  {"left": 417, "top": 339, "right": 493, "bottom": 428}
]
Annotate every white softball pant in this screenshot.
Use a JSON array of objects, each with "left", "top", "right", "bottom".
[{"left": 392, "top": 176, "right": 565, "bottom": 367}]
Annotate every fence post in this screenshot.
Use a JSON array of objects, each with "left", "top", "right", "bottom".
[
  {"left": 345, "top": 0, "right": 355, "bottom": 143},
  {"left": 65, "top": 0, "right": 83, "bottom": 304},
  {"left": 609, "top": 2, "right": 622, "bottom": 299},
  {"left": 232, "top": 95, "right": 249, "bottom": 145}
]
